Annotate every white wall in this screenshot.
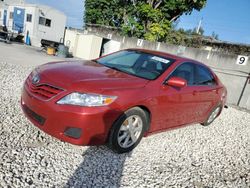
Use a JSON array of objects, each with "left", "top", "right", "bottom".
[
  {"left": 102, "top": 40, "right": 121, "bottom": 56},
  {"left": 64, "top": 29, "right": 78, "bottom": 55},
  {"left": 23, "top": 6, "right": 35, "bottom": 36},
  {"left": 74, "top": 34, "right": 102, "bottom": 60},
  {"left": 34, "top": 5, "right": 66, "bottom": 45}
]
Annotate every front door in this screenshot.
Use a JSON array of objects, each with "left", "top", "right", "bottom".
[
  {"left": 13, "top": 7, "right": 25, "bottom": 33},
  {"left": 157, "top": 62, "right": 202, "bottom": 129}
]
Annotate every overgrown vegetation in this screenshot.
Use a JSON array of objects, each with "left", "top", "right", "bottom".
[
  {"left": 164, "top": 27, "right": 220, "bottom": 48},
  {"left": 85, "top": 0, "right": 207, "bottom": 43}
]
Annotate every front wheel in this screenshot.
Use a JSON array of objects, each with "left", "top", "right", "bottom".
[
  {"left": 108, "top": 107, "right": 148, "bottom": 153},
  {"left": 202, "top": 105, "right": 222, "bottom": 126}
]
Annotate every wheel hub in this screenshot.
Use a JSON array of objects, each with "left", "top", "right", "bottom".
[{"left": 117, "top": 115, "right": 143, "bottom": 148}]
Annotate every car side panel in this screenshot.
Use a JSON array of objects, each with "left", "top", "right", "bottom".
[
  {"left": 194, "top": 85, "right": 221, "bottom": 121},
  {"left": 156, "top": 85, "right": 204, "bottom": 130}
]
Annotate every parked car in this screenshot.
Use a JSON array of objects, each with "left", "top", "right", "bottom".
[{"left": 21, "top": 49, "right": 227, "bottom": 153}]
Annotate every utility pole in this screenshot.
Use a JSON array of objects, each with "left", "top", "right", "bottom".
[{"left": 196, "top": 18, "right": 203, "bottom": 34}]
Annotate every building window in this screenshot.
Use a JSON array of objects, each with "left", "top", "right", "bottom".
[
  {"left": 9, "top": 12, "right": 13, "bottom": 19},
  {"left": 39, "top": 17, "right": 51, "bottom": 27},
  {"left": 45, "top": 19, "right": 51, "bottom": 27},
  {"left": 26, "top": 14, "right": 32, "bottom": 22},
  {"left": 39, "top": 17, "right": 45, "bottom": 25}
]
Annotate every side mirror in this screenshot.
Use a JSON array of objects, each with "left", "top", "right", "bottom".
[{"left": 166, "top": 77, "right": 187, "bottom": 88}]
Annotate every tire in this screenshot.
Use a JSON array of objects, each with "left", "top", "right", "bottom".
[
  {"left": 202, "top": 105, "right": 222, "bottom": 126},
  {"left": 108, "top": 107, "right": 148, "bottom": 153}
]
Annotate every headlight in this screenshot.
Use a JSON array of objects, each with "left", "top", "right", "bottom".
[{"left": 57, "top": 92, "right": 117, "bottom": 107}]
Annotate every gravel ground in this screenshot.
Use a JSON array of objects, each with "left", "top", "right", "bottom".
[{"left": 0, "top": 62, "right": 249, "bottom": 188}]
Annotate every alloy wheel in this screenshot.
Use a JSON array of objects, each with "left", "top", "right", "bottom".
[
  {"left": 117, "top": 115, "right": 143, "bottom": 148},
  {"left": 207, "top": 107, "right": 221, "bottom": 124}
]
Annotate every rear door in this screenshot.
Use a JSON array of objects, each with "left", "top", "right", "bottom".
[{"left": 193, "top": 64, "right": 220, "bottom": 121}]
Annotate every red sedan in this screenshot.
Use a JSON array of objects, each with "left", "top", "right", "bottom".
[{"left": 21, "top": 49, "right": 227, "bottom": 153}]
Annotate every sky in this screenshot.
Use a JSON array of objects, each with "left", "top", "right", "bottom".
[
  {"left": 177, "top": 0, "right": 250, "bottom": 45},
  {"left": 26, "top": 0, "right": 83, "bottom": 29},
  {"left": 26, "top": 0, "right": 250, "bottom": 45}
]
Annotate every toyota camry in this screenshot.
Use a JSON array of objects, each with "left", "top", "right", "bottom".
[{"left": 21, "top": 49, "right": 227, "bottom": 153}]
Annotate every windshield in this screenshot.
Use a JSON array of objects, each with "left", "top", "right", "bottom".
[{"left": 96, "top": 50, "right": 175, "bottom": 80}]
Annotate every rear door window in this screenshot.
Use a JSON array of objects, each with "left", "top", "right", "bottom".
[{"left": 195, "top": 65, "right": 216, "bottom": 86}]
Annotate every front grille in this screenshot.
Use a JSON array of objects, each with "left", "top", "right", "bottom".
[
  {"left": 25, "top": 75, "right": 63, "bottom": 100},
  {"left": 23, "top": 105, "right": 46, "bottom": 126}
]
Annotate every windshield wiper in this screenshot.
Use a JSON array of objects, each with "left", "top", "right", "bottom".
[
  {"left": 92, "top": 59, "right": 99, "bottom": 64},
  {"left": 106, "top": 65, "right": 121, "bottom": 72}
]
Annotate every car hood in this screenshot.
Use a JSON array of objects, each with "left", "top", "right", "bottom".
[{"left": 37, "top": 60, "right": 149, "bottom": 92}]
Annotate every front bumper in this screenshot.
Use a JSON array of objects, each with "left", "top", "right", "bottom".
[{"left": 21, "top": 88, "right": 121, "bottom": 146}]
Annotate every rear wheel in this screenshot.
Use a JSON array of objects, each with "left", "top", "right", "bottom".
[
  {"left": 108, "top": 107, "right": 148, "bottom": 153},
  {"left": 202, "top": 105, "right": 222, "bottom": 126}
]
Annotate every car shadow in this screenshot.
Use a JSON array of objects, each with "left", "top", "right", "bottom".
[
  {"left": 65, "top": 110, "right": 132, "bottom": 187},
  {"left": 65, "top": 146, "right": 131, "bottom": 187}
]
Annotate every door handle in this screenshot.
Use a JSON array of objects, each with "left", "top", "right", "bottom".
[{"left": 193, "top": 90, "right": 198, "bottom": 95}]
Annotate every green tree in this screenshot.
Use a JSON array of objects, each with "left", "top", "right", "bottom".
[
  {"left": 85, "top": 0, "right": 121, "bottom": 26},
  {"left": 85, "top": 0, "right": 207, "bottom": 41}
]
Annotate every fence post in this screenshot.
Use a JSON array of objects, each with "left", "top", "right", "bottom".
[{"left": 237, "top": 73, "right": 250, "bottom": 106}]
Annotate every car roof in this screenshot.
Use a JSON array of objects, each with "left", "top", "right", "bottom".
[{"left": 127, "top": 48, "right": 200, "bottom": 64}]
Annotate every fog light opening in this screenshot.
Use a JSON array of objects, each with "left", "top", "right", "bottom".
[{"left": 64, "top": 127, "right": 82, "bottom": 139}]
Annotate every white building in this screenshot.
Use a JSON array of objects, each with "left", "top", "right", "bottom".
[
  {"left": 0, "top": 0, "right": 24, "bottom": 6},
  {"left": 0, "top": 1, "right": 67, "bottom": 47}
]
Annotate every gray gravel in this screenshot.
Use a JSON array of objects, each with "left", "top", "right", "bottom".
[{"left": 0, "top": 62, "right": 249, "bottom": 188}]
